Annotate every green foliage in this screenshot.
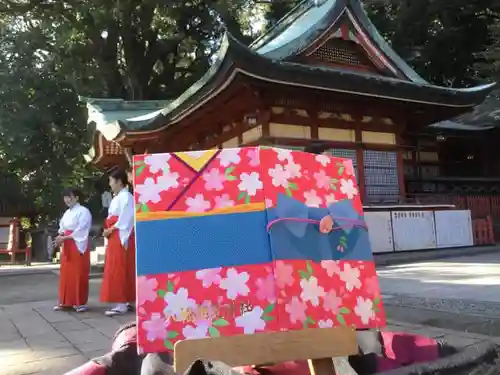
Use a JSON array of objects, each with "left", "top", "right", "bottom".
[
  {"left": 365, "top": 0, "right": 499, "bottom": 87},
  {"left": 0, "top": 16, "right": 95, "bottom": 222},
  {"left": 264, "top": 0, "right": 302, "bottom": 29},
  {"left": 0, "top": 0, "right": 255, "bottom": 222}
]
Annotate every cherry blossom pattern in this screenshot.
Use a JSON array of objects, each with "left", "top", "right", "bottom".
[
  {"left": 157, "top": 171, "right": 180, "bottom": 191},
  {"left": 318, "top": 319, "right": 334, "bottom": 328},
  {"left": 237, "top": 172, "right": 263, "bottom": 203},
  {"left": 314, "top": 170, "right": 331, "bottom": 190},
  {"left": 137, "top": 276, "right": 159, "bottom": 306},
  {"left": 196, "top": 268, "right": 222, "bottom": 288},
  {"left": 247, "top": 148, "right": 260, "bottom": 167},
  {"left": 274, "top": 148, "right": 293, "bottom": 162},
  {"left": 364, "top": 276, "right": 381, "bottom": 297},
  {"left": 268, "top": 164, "right": 298, "bottom": 197},
  {"left": 323, "top": 290, "right": 351, "bottom": 326},
  {"left": 354, "top": 297, "right": 375, "bottom": 324},
  {"left": 219, "top": 268, "right": 250, "bottom": 300},
  {"left": 134, "top": 148, "right": 387, "bottom": 354},
  {"left": 342, "top": 159, "right": 356, "bottom": 176},
  {"left": 202, "top": 168, "right": 226, "bottom": 191},
  {"left": 300, "top": 277, "right": 325, "bottom": 307},
  {"left": 315, "top": 154, "right": 331, "bottom": 167},
  {"left": 285, "top": 160, "right": 302, "bottom": 178},
  {"left": 135, "top": 169, "right": 180, "bottom": 212},
  {"left": 142, "top": 313, "right": 169, "bottom": 342},
  {"left": 322, "top": 290, "right": 342, "bottom": 314},
  {"left": 143, "top": 153, "right": 171, "bottom": 174},
  {"left": 235, "top": 306, "right": 267, "bottom": 334},
  {"left": 185, "top": 193, "right": 211, "bottom": 212},
  {"left": 304, "top": 190, "right": 323, "bottom": 207},
  {"left": 275, "top": 261, "right": 294, "bottom": 288},
  {"left": 137, "top": 260, "right": 385, "bottom": 353},
  {"left": 162, "top": 287, "right": 196, "bottom": 321},
  {"left": 255, "top": 273, "right": 277, "bottom": 303},
  {"left": 285, "top": 296, "right": 307, "bottom": 324},
  {"left": 235, "top": 304, "right": 276, "bottom": 334},
  {"left": 268, "top": 164, "right": 291, "bottom": 189},
  {"left": 218, "top": 148, "right": 241, "bottom": 167},
  {"left": 340, "top": 179, "right": 359, "bottom": 199},
  {"left": 339, "top": 263, "right": 362, "bottom": 292},
  {"left": 296, "top": 262, "right": 321, "bottom": 327},
  {"left": 136, "top": 177, "right": 162, "bottom": 206},
  {"left": 182, "top": 322, "right": 209, "bottom": 339},
  {"left": 321, "top": 260, "right": 341, "bottom": 277},
  {"left": 214, "top": 194, "right": 235, "bottom": 209}
]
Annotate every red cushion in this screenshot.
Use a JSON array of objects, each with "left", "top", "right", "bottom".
[
  {"left": 64, "top": 361, "right": 106, "bottom": 375},
  {"left": 381, "top": 331, "right": 439, "bottom": 365}
]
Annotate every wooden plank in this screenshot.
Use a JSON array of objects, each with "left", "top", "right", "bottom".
[
  {"left": 174, "top": 327, "right": 357, "bottom": 373},
  {"left": 308, "top": 358, "right": 335, "bottom": 375}
]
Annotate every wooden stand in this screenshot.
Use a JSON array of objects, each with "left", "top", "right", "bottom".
[{"left": 174, "top": 327, "right": 358, "bottom": 375}]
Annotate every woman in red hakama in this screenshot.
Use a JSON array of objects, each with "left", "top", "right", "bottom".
[
  {"left": 100, "top": 168, "right": 136, "bottom": 316},
  {"left": 54, "top": 188, "right": 92, "bottom": 313}
]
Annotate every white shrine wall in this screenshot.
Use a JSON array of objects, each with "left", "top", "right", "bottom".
[{"left": 364, "top": 209, "right": 474, "bottom": 253}]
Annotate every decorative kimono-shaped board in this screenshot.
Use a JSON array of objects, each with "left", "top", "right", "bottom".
[{"left": 133, "top": 147, "right": 386, "bottom": 354}]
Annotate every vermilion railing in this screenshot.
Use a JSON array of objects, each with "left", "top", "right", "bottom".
[
  {"left": 473, "top": 216, "right": 495, "bottom": 245},
  {"left": 405, "top": 194, "right": 498, "bottom": 218}
]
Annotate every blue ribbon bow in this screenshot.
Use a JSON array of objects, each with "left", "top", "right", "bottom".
[{"left": 267, "top": 194, "right": 371, "bottom": 262}]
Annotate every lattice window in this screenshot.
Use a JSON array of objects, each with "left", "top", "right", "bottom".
[
  {"left": 104, "top": 141, "right": 123, "bottom": 155},
  {"left": 363, "top": 150, "right": 400, "bottom": 203},
  {"left": 311, "top": 39, "right": 372, "bottom": 67},
  {"left": 274, "top": 97, "right": 301, "bottom": 107}
]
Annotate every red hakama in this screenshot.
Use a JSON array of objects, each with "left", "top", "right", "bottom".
[
  {"left": 59, "top": 230, "right": 90, "bottom": 306},
  {"left": 100, "top": 215, "right": 136, "bottom": 303}
]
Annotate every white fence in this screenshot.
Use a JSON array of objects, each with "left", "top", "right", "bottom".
[{"left": 365, "top": 209, "right": 474, "bottom": 253}]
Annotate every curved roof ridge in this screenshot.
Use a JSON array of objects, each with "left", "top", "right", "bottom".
[
  {"left": 158, "top": 33, "right": 232, "bottom": 118},
  {"left": 249, "top": 0, "right": 314, "bottom": 50},
  {"left": 347, "top": 0, "right": 427, "bottom": 84},
  {"left": 253, "top": 0, "right": 343, "bottom": 58}
]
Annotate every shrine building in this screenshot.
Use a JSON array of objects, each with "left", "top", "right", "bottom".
[
  {"left": 83, "top": 0, "right": 499, "bottom": 249},
  {"left": 84, "top": 0, "right": 494, "bottom": 204}
]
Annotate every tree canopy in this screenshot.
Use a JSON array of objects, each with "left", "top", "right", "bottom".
[{"left": 0, "top": 0, "right": 498, "bottom": 221}]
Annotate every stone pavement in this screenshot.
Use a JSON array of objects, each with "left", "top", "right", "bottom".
[
  {"left": 378, "top": 252, "right": 500, "bottom": 303},
  {"left": 0, "top": 301, "right": 132, "bottom": 375},
  {"left": 1, "top": 301, "right": 499, "bottom": 375}
]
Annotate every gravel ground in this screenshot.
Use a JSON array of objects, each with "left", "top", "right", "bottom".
[{"left": 384, "top": 295, "right": 500, "bottom": 337}]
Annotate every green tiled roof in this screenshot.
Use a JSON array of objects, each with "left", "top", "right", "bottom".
[
  {"left": 251, "top": 0, "right": 428, "bottom": 83},
  {"left": 81, "top": 97, "right": 171, "bottom": 131}
]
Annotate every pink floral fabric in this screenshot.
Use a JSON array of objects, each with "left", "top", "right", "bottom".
[
  {"left": 136, "top": 261, "right": 383, "bottom": 353},
  {"left": 133, "top": 147, "right": 386, "bottom": 354}
]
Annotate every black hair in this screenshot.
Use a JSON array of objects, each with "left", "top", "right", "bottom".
[
  {"left": 62, "top": 187, "right": 84, "bottom": 202},
  {"left": 305, "top": 144, "right": 327, "bottom": 155},
  {"left": 109, "top": 167, "right": 129, "bottom": 187}
]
